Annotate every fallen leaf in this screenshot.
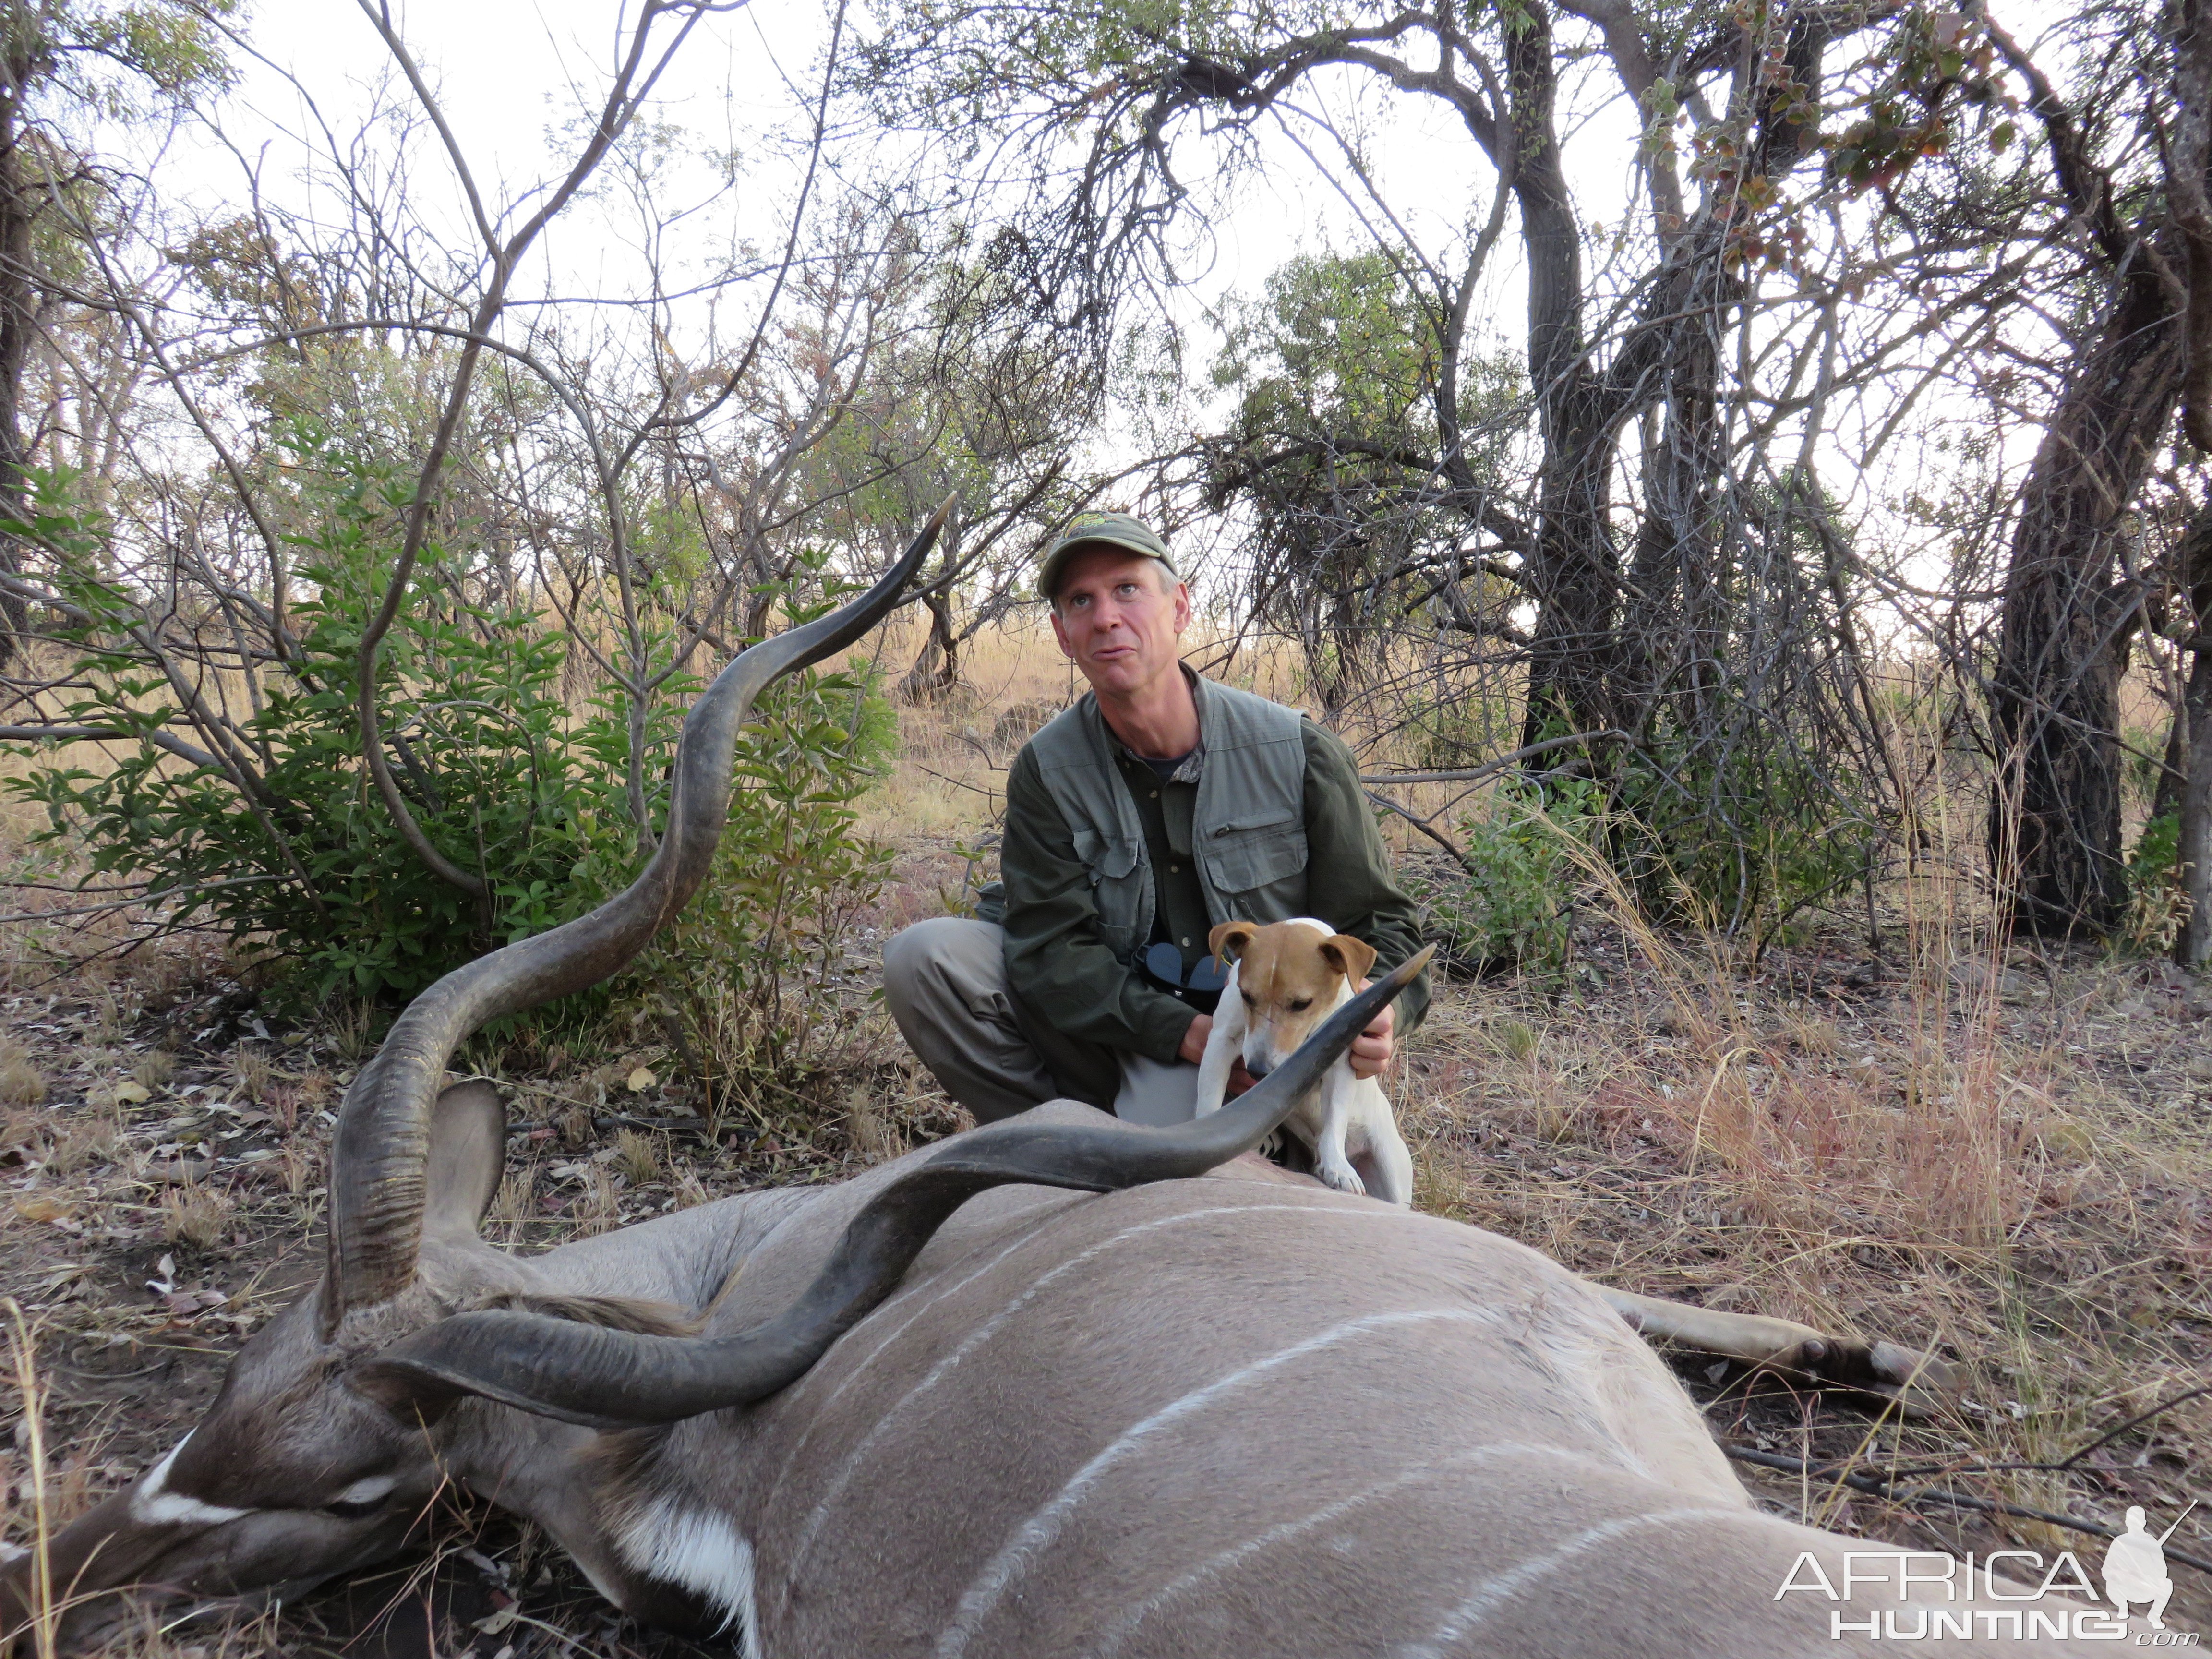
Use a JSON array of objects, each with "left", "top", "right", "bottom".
[
  {"left": 473, "top": 1608, "right": 519, "bottom": 1636},
  {"left": 13, "top": 1195, "right": 70, "bottom": 1224},
  {"left": 113, "top": 1082, "right": 151, "bottom": 1104},
  {"left": 626, "top": 1066, "right": 657, "bottom": 1094}
]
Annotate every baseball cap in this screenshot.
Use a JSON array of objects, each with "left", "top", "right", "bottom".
[{"left": 1038, "top": 511, "right": 1178, "bottom": 601}]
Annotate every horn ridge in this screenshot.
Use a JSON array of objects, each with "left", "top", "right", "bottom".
[
  {"left": 326, "top": 501, "right": 953, "bottom": 1324},
  {"left": 351, "top": 950, "right": 1432, "bottom": 1427}
]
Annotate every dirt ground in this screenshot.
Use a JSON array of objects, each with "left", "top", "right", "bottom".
[{"left": 2, "top": 828, "right": 2209, "bottom": 1652}]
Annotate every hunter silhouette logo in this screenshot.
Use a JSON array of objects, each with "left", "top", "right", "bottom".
[
  {"left": 2104, "top": 1503, "right": 2196, "bottom": 1630},
  {"left": 1776, "top": 1502, "right": 2202, "bottom": 1643}
]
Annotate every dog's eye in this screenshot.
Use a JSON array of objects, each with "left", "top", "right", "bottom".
[
  {"left": 1288, "top": 998, "right": 1312, "bottom": 1012},
  {"left": 1241, "top": 992, "right": 1256, "bottom": 1008}
]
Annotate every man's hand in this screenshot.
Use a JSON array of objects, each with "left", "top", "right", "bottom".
[
  {"left": 1181, "top": 1014, "right": 1256, "bottom": 1095},
  {"left": 1348, "top": 986, "right": 1394, "bottom": 1081},
  {"left": 1178, "top": 1014, "right": 1212, "bottom": 1065},
  {"left": 1177, "top": 1009, "right": 1265, "bottom": 1097}
]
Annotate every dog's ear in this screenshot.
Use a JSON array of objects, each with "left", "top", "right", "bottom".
[
  {"left": 1319, "top": 934, "right": 1379, "bottom": 986},
  {"left": 1209, "top": 921, "right": 1258, "bottom": 964}
]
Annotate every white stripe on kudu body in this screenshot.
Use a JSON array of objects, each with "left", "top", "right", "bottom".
[
  {"left": 1086, "top": 1440, "right": 1616, "bottom": 1659},
  {"left": 774, "top": 1198, "right": 1436, "bottom": 1620},
  {"left": 705, "top": 1172, "right": 2104, "bottom": 1659},
  {"left": 1406, "top": 1507, "right": 1755, "bottom": 1658},
  {"left": 755, "top": 1213, "right": 1061, "bottom": 1520},
  {"left": 936, "top": 1307, "right": 1507, "bottom": 1659}
]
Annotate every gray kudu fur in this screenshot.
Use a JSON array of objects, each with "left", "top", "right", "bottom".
[{"left": 0, "top": 504, "right": 2125, "bottom": 1656}]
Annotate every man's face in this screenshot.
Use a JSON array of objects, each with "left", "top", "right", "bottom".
[{"left": 1049, "top": 546, "right": 1190, "bottom": 697}]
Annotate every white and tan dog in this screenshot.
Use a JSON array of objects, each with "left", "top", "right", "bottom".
[{"left": 1192, "top": 917, "right": 1416, "bottom": 1205}]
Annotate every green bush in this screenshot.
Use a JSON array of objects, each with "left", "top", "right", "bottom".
[
  {"left": 1406, "top": 792, "right": 1582, "bottom": 974},
  {"left": 1408, "top": 728, "right": 1872, "bottom": 970},
  {"left": 1606, "top": 734, "right": 1873, "bottom": 944},
  {"left": 2120, "top": 810, "right": 2183, "bottom": 954},
  {"left": 7, "top": 441, "right": 895, "bottom": 1024},
  {"left": 631, "top": 593, "right": 898, "bottom": 1093}
]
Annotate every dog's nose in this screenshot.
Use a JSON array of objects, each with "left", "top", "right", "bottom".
[{"left": 1244, "top": 1055, "right": 1272, "bottom": 1080}]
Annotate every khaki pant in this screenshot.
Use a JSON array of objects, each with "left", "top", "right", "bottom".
[{"left": 881, "top": 918, "right": 1201, "bottom": 1125}]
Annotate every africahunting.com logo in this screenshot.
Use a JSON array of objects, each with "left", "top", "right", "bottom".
[{"left": 1776, "top": 1504, "right": 2200, "bottom": 1644}]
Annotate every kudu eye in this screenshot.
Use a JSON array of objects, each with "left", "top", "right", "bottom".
[{"left": 320, "top": 1473, "right": 398, "bottom": 1520}]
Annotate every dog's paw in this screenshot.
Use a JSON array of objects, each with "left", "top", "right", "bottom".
[{"left": 1316, "top": 1160, "right": 1367, "bottom": 1196}]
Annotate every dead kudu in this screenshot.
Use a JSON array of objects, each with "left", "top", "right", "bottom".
[{"left": 3, "top": 509, "right": 2119, "bottom": 1656}]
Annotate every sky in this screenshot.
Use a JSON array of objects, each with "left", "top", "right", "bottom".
[{"left": 181, "top": 0, "right": 1621, "bottom": 372}]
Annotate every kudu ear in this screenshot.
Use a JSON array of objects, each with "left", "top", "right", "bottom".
[
  {"left": 424, "top": 1081, "right": 506, "bottom": 1239},
  {"left": 350, "top": 949, "right": 1435, "bottom": 1431}
]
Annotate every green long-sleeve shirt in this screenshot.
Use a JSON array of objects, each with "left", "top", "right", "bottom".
[{"left": 1000, "top": 713, "right": 1431, "bottom": 1063}]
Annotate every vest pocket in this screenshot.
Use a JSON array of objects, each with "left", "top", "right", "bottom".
[
  {"left": 1204, "top": 823, "right": 1308, "bottom": 898},
  {"left": 1071, "top": 827, "right": 1142, "bottom": 881},
  {"left": 1072, "top": 827, "right": 1146, "bottom": 961}
]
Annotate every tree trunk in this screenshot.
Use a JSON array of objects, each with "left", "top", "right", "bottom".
[
  {"left": 1503, "top": 4, "right": 1625, "bottom": 747},
  {"left": 899, "top": 586, "right": 960, "bottom": 704},
  {"left": 1621, "top": 230, "right": 1733, "bottom": 739},
  {"left": 2170, "top": 508, "right": 2212, "bottom": 963},
  {"left": 2176, "top": 646, "right": 2212, "bottom": 966},
  {"left": 1988, "top": 265, "right": 2184, "bottom": 938},
  {"left": 0, "top": 19, "right": 43, "bottom": 671}
]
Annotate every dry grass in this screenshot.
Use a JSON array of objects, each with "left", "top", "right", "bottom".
[
  {"left": 1400, "top": 881, "right": 2208, "bottom": 1601},
  {"left": 844, "top": 1085, "right": 908, "bottom": 1164},
  {"left": 128, "top": 1050, "right": 175, "bottom": 1094},
  {"left": 0, "top": 1038, "right": 46, "bottom": 1106},
  {"left": 612, "top": 1128, "right": 662, "bottom": 1185},
  {"left": 158, "top": 1182, "right": 234, "bottom": 1251},
  {"left": 37, "top": 1112, "right": 121, "bottom": 1177}
]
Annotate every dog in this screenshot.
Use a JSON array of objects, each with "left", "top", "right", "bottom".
[{"left": 1191, "top": 917, "right": 1415, "bottom": 1206}]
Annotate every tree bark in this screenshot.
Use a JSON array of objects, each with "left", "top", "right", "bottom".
[
  {"left": 899, "top": 585, "right": 961, "bottom": 703},
  {"left": 1988, "top": 265, "right": 2184, "bottom": 937},
  {"left": 0, "top": 15, "right": 46, "bottom": 671},
  {"left": 2177, "top": 646, "right": 2212, "bottom": 966},
  {"left": 1503, "top": 3, "right": 1626, "bottom": 747}
]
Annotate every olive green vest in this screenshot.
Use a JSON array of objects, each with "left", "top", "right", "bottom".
[{"left": 1024, "top": 674, "right": 1310, "bottom": 966}]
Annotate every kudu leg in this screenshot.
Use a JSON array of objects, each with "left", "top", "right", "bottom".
[{"left": 1597, "top": 1287, "right": 1960, "bottom": 1416}]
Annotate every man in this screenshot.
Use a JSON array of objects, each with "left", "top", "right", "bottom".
[{"left": 883, "top": 511, "right": 1430, "bottom": 1125}]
